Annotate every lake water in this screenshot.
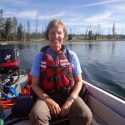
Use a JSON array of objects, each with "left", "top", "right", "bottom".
[{"left": 16, "top": 41, "right": 125, "bottom": 100}]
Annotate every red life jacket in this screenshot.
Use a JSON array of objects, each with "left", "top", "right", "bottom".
[{"left": 39, "top": 46, "right": 75, "bottom": 98}]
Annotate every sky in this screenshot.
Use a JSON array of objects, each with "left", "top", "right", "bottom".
[{"left": 0, "top": 0, "right": 125, "bottom": 34}]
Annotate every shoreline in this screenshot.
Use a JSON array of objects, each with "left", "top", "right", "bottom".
[{"left": 0, "top": 39, "right": 125, "bottom": 44}]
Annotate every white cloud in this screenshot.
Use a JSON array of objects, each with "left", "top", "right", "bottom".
[
  {"left": 5, "top": 10, "right": 38, "bottom": 19},
  {"left": 63, "top": 10, "right": 113, "bottom": 28},
  {"left": 84, "top": 11, "right": 112, "bottom": 24},
  {"left": 2, "top": 0, "right": 28, "bottom": 5},
  {"left": 68, "top": 0, "right": 122, "bottom": 8},
  {"left": 83, "top": 0, "right": 122, "bottom": 7},
  {"left": 4, "top": 9, "right": 65, "bottom": 20},
  {"left": 16, "top": 11, "right": 37, "bottom": 19},
  {"left": 101, "top": 2, "right": 125, "bottom": 23},
  {"left": 116, "top": 23, "right": 125, "bottom": 29},
  {"left": 64, "top": 0, "right": 125, "bottom": 33},
  {"left": 39, "top": 12, "right": 65, "bottom": 20}
]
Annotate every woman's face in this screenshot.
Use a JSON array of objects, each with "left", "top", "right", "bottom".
[{"left": 48, "top": 25, "right": 64, "bottom": 51}]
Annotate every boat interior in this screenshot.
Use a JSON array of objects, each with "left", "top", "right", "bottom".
[{"left": 1, "top": 81, "right": 125, "bottom": 125}]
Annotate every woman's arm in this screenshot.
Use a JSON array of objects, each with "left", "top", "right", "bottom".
[
  {"left": 32, "top": 76, "right": 61, "bottom": 116},
  {"left": 60, "top": 73, "right": 83, "bottom": 117},
  {"left": 70, "top": 73, "right": 83, "bottom": 100},
  {"left": 32, "top": 76, "right": 50, "bottom": 100}
]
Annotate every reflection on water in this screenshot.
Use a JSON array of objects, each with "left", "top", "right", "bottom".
[{"left": 16, "top": 41, "right": 125, "bottom": 100}]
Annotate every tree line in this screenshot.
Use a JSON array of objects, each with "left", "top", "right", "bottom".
[
  {"left": 1, "top": 9, "right": 125, "bottom": 42},
  {"left": 0, "top": 9, "right": 43, "bottom": 42}
]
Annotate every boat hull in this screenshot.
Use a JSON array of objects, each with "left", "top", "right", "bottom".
[
  {"left": 83, "top": 80, "right": 125, "bottom": 125},
  {"left": 1, "top": 80, "right": 125, "bottom": 125}
]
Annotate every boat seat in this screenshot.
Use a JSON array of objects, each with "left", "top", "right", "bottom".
[{"left": 50, "top": 117, "right": 69, "bottom": 125}]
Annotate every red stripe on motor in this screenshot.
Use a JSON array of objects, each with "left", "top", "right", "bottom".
[{"left": 0, "top": 60, "right": 20, "bottom": 67}]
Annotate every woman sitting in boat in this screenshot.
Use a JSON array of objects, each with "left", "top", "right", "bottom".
[{"left": 30, "top": 19, "right": 92, "bottom": 125}]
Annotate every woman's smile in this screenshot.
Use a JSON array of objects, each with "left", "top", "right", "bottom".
[{"left": 48, "top": 25, "right": 64, "bottom": 51}]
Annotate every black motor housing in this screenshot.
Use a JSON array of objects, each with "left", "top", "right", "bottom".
[{"left": 0, "top": 44, "right": 20, "bottom": 74}]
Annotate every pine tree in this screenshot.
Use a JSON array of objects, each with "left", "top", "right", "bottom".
[
  {"left": 4, "top": 17, "right": 13, "bottom": 40},
  {"left": 26, "top": 20, "right": 30, "bottom": 41},
  {"left": 17, "top": 23, "right": 24, "bottom": 41}
]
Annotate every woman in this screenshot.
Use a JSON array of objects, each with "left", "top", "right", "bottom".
[{"left": 30, "top": 19, "right": 92, "bottom": 125}]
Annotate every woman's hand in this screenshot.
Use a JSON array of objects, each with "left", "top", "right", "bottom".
[
  {"left": 60, "top": 99, "right": 74, "bottom": 117},
  {"left": 32, "top": 76, "right": 61, "bottom": 117},
  {"left": 45, "top": 98, "right": 61, "bottom": 117}
]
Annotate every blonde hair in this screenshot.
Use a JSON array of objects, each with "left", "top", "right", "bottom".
[{"left": 45, "top": 19, "right": 67, "bottom": 40}]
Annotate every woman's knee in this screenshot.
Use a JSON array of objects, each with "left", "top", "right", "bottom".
[
  {"left": 70, "top": 112, "right": 92, "bottom": 125},
  {"left": 29, "top": 100, "right": 51, "bottom": 125},
  {"left": 80, "top": 101, "right": 93, "bottom": 124},
  {"left": 83, "top": 110, "right": 93, "bottom": 125},
  {"left": 70, "top": 96, "right": 93, "bottom": 125}
]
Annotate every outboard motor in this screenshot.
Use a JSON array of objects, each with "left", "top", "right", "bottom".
[{"left": 0, "top": 44, "right": 20, "bottom": 74}]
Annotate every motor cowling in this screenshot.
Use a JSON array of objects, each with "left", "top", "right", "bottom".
[{"left": 0, "top": 44, "right": 20, "bottom": 74}]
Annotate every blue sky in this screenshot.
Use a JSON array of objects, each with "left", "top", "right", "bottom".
[{"left": 1, "top": 0, "right": 125, "bottom": 34}]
